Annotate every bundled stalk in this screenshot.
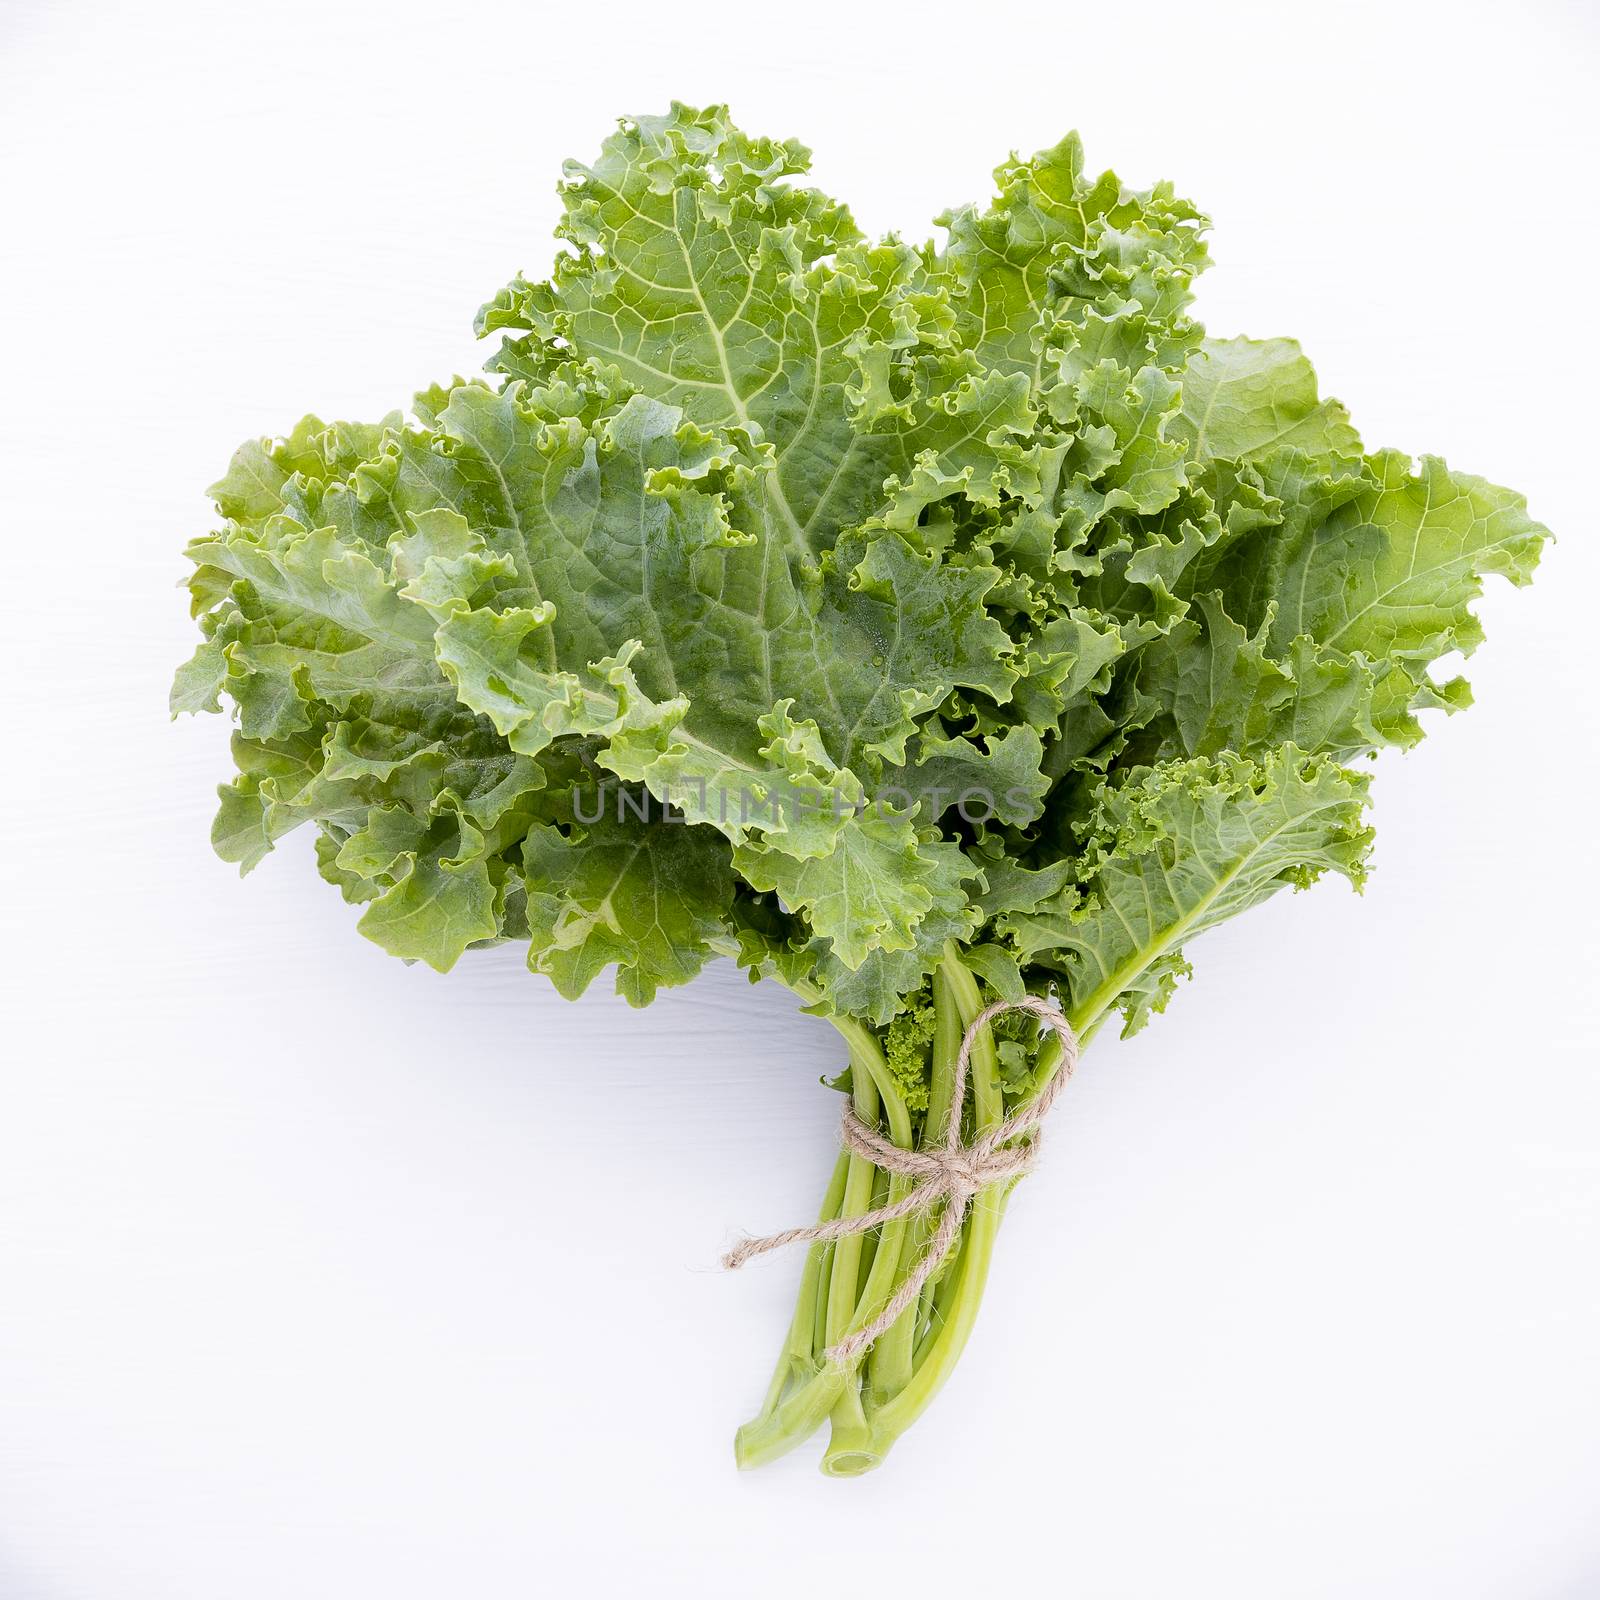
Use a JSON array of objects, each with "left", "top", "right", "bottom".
[{"left": 734, "top": 947, "right": 1066, "bottom": 1474}]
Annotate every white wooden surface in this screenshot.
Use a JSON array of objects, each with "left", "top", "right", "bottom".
[{"left": 3, "top": 1, "right": 1598, "bottom": 1594}]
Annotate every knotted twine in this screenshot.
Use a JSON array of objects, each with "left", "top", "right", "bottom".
[{"left": 722, "top": 996, "right": 1080, "bottom": 1364}]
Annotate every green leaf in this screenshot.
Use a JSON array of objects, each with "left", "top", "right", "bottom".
[
  {"left": 735, "top": 806, "right": 952, "bottom": 972},
  {"left": 208, "top": 438, "right": 290, "bottom": 522},
  {"left": 489, "top": 104, "right": 953, "bottom": 553},
  {"left": 186, "top": 519, "right": 446, "bottom": 718},
  {"left": 177, "top": 104, "right": 1547, "bottom": 1043},
  {"left": 1032, "top": 749, "right": 1373, "bottom": 1037},
  {"left": 346, "top": 805, "right": 501, "bottom": 972},
  {"left": 1265, "top": 451, "right": 1547, "bottom": 742},
  {"left": 940, "top": 133, "right": 1208, "bottom": 396},
  {"left": 1138, "top": 592, "right": 1295, "bottom": 756},
  {"left": 804, "top": 837, "right": 980, "bottom": 1023},
  {"left": 1175, "top": 337, "right": 1362, "bottom": 463},
  {"left": 169, "top": 640, "right": 229, "bottom": 716},
  {"left": 521, "top": 803, "right": 735, "bottom": 1005},
  {"left": 898, "top": 724, "right": 1049, "bottom": 827}
]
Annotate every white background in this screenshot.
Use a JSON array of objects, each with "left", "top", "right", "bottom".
[{"left": 3, "top": 0, "right": 1597, "bottom": 1595}]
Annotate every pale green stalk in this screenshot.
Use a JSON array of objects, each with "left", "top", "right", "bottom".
[{"left": 735, "top": 944, "right": 1108, "bottom": 1472}]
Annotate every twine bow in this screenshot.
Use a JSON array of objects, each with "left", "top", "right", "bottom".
[{"left": 722, "top": 996, "right": 1080, "bottom": 1364}]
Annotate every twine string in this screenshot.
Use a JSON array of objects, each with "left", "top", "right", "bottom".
[{"left": 722, "top": 995, "right": 1080, "bottom": 1364}]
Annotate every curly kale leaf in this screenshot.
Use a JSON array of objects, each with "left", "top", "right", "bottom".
[{"left": 177, "top": 104, "right": 1547, "bottom": 1026}]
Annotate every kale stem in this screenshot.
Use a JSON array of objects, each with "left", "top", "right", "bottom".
[
  {"left": 734, "top": 1366, "right": 851, "bottom": 1469},
  {"left": 732, "top": 1009, "right": 922, "bottom": 1469},
  {"left": 866, "top": 1185, "right": 1009, "bottom": 1452},
  {"left": 752, "top": 1149, "right": 849, "bottom": 1420},
  {"left": 811, "top": 1240, "right": 836, "bottom": 1355},
  {"left": 854, "top": 946, "right": 1007, "bottom": 1464},
  {"left": 863, "top": 1213, "right": 921, "bottom": 1408},
  {"left": 939, "top": 943, "right": 1003, "bottom": 1126},
  {"left": 823, "top": 1031, "right": 884, "bottom": 1351},
  {"left": 733, "top": 953, "right": 1077, "bottom": 1472},
  {"left": 873, "top": 962, "right": 1090, "bottom": 1454},
  {"left": 820, "top": 1017, "right": 915, "bottom": 1471},
  {"left": 829, "top": 1016, "right": 914, "bottom": 1146},
  {"left": 913, "top": 1232, "right": 966, "bottom": 1367},
  {"left": 928, "top": 954, "right": 964, "bottom": 1138},
  {"left": 863, "top": 958, "right": 962, "bottom": 1408},
  {"left": 822, "top": 1154, "right": 915, "bottom": 1471}
]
